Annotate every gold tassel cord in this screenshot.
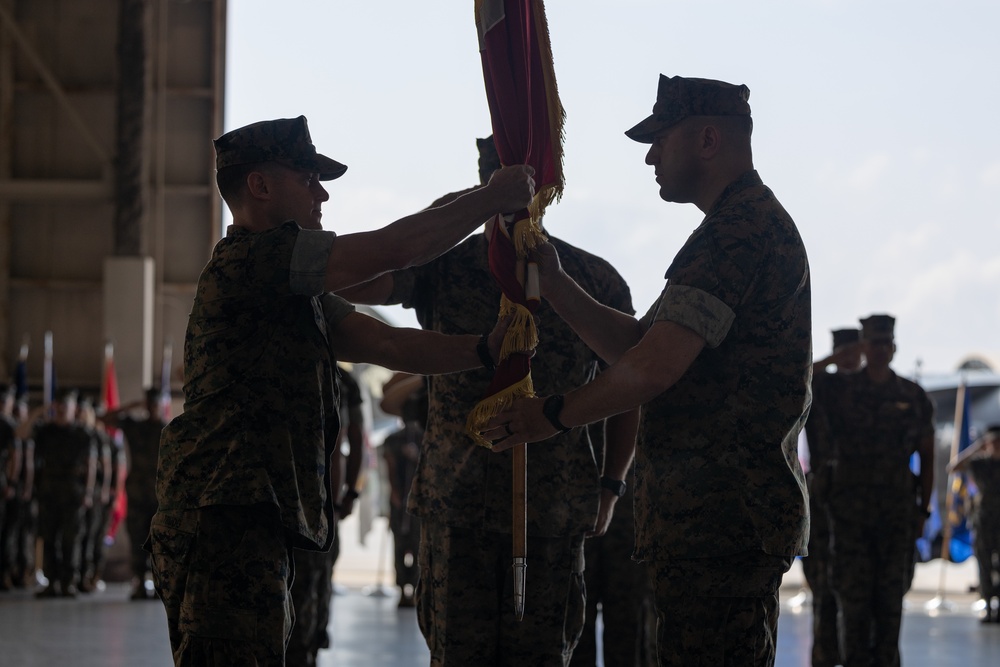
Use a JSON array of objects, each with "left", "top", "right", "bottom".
[
  {"left": 465, "top": 373, "right": 536, "bottom": 449},
  {"left": 498, "top": 295, "right": 538, "bottom": 360}
]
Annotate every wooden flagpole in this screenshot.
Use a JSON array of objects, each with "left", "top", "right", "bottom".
[{"left": 927, "top": 379, "right": 966, "bottom": 611}]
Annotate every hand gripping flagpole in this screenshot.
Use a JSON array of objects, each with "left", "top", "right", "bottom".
[{"left": 468, "top": 0, "right": 565, "bottom": 621}]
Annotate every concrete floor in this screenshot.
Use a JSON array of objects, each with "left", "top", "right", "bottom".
[
  {"left": 2, "top": 516, "right": 997, "bottom": 666},
  {"left": 0, "top": 579, "right": 998, "bottom": 666}
]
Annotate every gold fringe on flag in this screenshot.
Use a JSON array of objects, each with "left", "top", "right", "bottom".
[
  {"left": 498, "top": 294, "right": 539, "bottom": 360},
  {"left": 465, "top": 0, "right": 566, "bottom": 449},
  {"left": 465, "top": 373, "right": 536, "bottom": 449}
]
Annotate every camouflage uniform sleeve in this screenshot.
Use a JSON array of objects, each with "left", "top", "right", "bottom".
[
  {"left": 649, "top": 284, "right": 734, "bottom": 348},
  {"left": 386, "top": 267, "right": 418, "bottom": 308},
  {"left": 318, "top": 292, "right": 356, "bottom": 330},
  {"left": 289, "top": 228, "right": 337, "bottom": 295}
]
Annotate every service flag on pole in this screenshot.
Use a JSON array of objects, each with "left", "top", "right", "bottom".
[
  {"left": 466, "top": 0, "right": 565, "bottom": 442},
  {"left": 945, "top": 383, "right": 975, "bottom": 562},
  {"left": 468, "top": 0, "right": 565, "bottom": 621}
]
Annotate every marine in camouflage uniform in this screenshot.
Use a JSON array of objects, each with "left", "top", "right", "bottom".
[
  {"left": 814, "top": 314, "right": 934, "bottom": 667},
  {"left": 0, "top": 385, "right": 15, "bottom": 586},
  {"left": 146, "top": 116, "right": 534, "bottom": 666},
  {"left": 571, "top": 422, "right": 656, "bottom": 667},
  {"left": 287, "top": 367, "right": 364, "bottom": 666},
  {"left": 76, "top": 399, "right": 115, "bottom": 593},
  {"left": 488, "top": 75, "right": 812, "bottom": 667},
  {"left": 379, "top": 374, "right": 425, "bottom": 608},
  {"left": 967, "top": 432, "right": 1000, "bottom": 622},
  {"left": 341, "top": 135, "right": 637, "bottom": 667},
  {"left": 3, "top": 397, "right": 35, "bottom": 590},
  {"left": 27, "top": 391, "right": 98, "bottom": 598},
  {"left": 395, "top": 229, "right": 633, "bottom": 667},
  {"left": 948, "top": 425, "right": 1000, "bottom": 623},
  {"left": 103, "top": 387, "right": 167, "bottom": 599},
  {"left": 802, "top": 328, "right": 862, "bottom": 667}
]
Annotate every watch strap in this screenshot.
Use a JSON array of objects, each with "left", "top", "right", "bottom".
[{"left": 542, "top": 394, "right": 570, "bottom": 433}]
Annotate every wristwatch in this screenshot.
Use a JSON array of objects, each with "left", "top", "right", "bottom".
[
  {"left": 542, "top": 394, "right": 570, "bottom": 433},
  {"left": 600, "top": 476, "right": 627, "bottom": 497}
]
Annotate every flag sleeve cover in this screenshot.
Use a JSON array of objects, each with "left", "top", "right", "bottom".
[{"left": 466, "top": 0, "right": 565, "bottom": 446}]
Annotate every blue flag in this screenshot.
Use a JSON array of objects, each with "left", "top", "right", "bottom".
[
  {"left": 947, "top": 386, "right": 975, "bottom": 563},
  {"left": 14, "top": 356, "right": 28, "bottom": 400}
]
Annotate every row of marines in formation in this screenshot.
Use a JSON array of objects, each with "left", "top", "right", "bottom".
[
  {"left": 0, "top": 385, "right": 165, "bottom": 600},
  {"left": 804, "top": 317, "right": 1000, "bottom": 667}
]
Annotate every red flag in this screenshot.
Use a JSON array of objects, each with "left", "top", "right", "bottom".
[
  {"left": 102, "top": 343, "right": 120, "bottom": 414},
  {"left": 101, "top": 342, "right": 127, "bottom": 540},
  {"left": 466, "top": 0, "right": 565, "bottom": 444}
]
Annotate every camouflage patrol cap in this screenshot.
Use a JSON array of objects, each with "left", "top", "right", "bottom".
[
  {"left": 213, "top": 116, "right": 348, "bottom": 181},
  {"left": 625, "top": 74, "right": 751, "bottom": 144},
  {"left": 831, "top": 328, "right": 861, "bottom": 349},
  {"left": 860, "top": 314, "right": 896, "bottom": 341}
]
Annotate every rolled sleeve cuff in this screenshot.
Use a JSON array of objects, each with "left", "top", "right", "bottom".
[
  {"left": 290, "top": 229, "right": 337, "bottom": 295},
  {"left": 318, "top": 293, "right": 356, "bottom": 330},
  {"left": 656, "top": 284, "right": 735, "bottom": 348}
]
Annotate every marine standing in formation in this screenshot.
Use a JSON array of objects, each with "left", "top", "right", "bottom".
[
  {"left": 19, "top": 390, "right": 98, "bottom": 598},
  {"left": 101, "top": 387, "right": 168, "bottom": 600},
  {"left": 488, "top": 74, "right": 812, "bottom": 666},
  {"left": 379, "top": 372, "right": 425, "bottom": 609},
  {"left": 803, "top": 327, "right": 862, "bottom": 667},
  {"left": 949, "top": 425, "right": 1000, "bottom": 623},
  {"left": 0, "top": 391, "right": 34, "bottom": 591},
  {"left": 815, "top": 314, "right": 934, "bottom": 667},
  {"left": 342, "top": 134, "right": 638, "bottom": 666},
  {"left": 287, "top": 366, "right": 366, "bottom": 666}
]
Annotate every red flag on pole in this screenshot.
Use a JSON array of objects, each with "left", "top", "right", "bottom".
[
  {"left": 101, "top": 342, "right": 120, "bottom": 414},
  {"left": 468, "top": 0, "right": 565, "bottom": 621},
  {"left": 465, "top": 0, "right": 565, "bottom": 442},
  {"left": 101, "top": 342, "right": 128, "bottom": 540}
]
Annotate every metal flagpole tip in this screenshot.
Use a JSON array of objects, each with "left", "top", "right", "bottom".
[{"left": 512, "top": 558, "right": 526, "bottom": 621}]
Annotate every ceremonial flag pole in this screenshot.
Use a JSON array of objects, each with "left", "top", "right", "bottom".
[
  {"left": 468, "top": 0, "right": 565, "bottom": 621},
  {"left": 43, "top": 331, "right": 54, "bottom": 412},
  {"left": 927, "top": 377, "right": 970, "bottom": 612}
]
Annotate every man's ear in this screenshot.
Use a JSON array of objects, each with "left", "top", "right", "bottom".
[
  {"left": 246, "top": 170, "right": 270, "bottom": 200},
  {"left": 700, "top": 124, "right": 723, "bottom": 159}
]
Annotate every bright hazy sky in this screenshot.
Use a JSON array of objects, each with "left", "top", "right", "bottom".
[{"left": 225, "top": 1, "right": 1000, "bottom": 377}]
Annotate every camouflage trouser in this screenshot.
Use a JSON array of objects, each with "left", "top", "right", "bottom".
[
  {"left": 974, "top": 512, "right": 1000, "bottom": 601},
  {"left": 829, "top": 514, "right": 909, "bottom": 667},
  {"left": 37, "top": 492, "right": 86, "bottom": 590},
  {"left": 390, "top": 503, "right": 420, "bottom": 591},
  {"left": 0, "top": 495, "right": 25, "bottom": 582},
  {"left": 801, "top": 499, "right": 841, "bottom": 667},
  {"left": 648, "top": 551, "right": 790, "bottom": 667},
  {"left": 417, "top": 518, "right": 586, "bottom": 666},
  {"left": 126, "top": 500, "right": 158, "bottom": 581},
  {"left": 287, "top": 542, "right": 336, "bottom": 667},
  {"left": 78, "top": 496, "right": 112, "bottom": 584},
  {"left": 147, "top": 505, "right": 294, "bottom": 667},
  {"left": 571, "top": 516, "right": 655, "bottom": 667}
]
